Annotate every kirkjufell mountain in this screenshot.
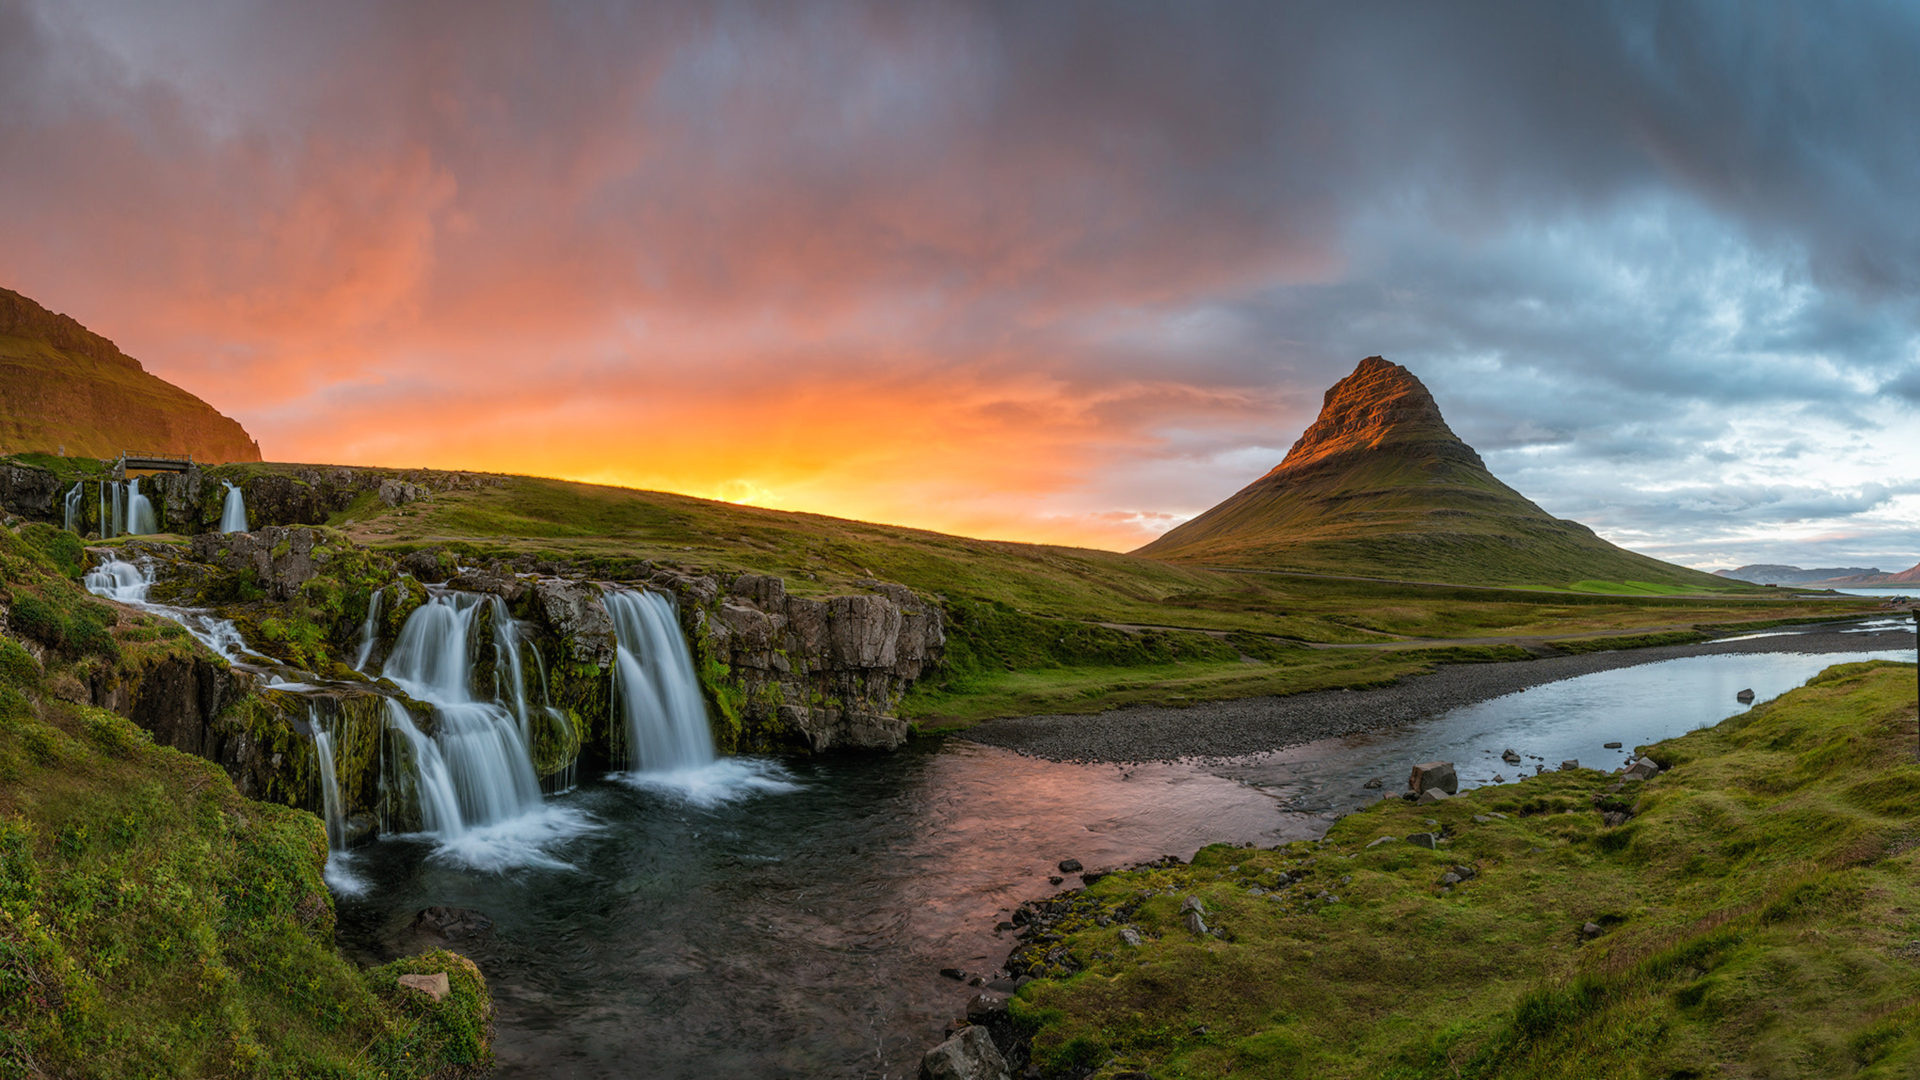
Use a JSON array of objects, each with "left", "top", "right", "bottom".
[
  {"left": 1136, "top": 356, "right": 1736, "bottom": 590},
  {"left": 0, "top": 287, "right": 260, "bottom": 462}
]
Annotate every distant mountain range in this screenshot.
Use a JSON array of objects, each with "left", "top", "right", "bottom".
[
  {"left": 0, "top": 286, "right": 259, "bottom": 462},
  {"left": 1135, "top": 356, "right": 1740, "bottom": 591},
  {"left": 1715, "top": 563, "right": 1920, "bottom": 587}
]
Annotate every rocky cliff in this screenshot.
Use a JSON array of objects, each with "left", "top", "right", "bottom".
[{"left": 0, "top": 286, "right": 261, "bottom": 462}]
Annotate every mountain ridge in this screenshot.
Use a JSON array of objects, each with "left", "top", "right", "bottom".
[
  {"left": 1135, "top": 357, "right": 1742, "bottom": 591},
  {"left": 0, "top": 286, "right": 261, "bottom": 462}
]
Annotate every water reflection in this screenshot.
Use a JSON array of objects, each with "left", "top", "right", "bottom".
[{"left": 335, "top": 740, "right": 1306, "bottom": 1079}]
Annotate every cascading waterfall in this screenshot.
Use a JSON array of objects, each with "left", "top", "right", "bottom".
[
  {"left": 381, "top": 592, "right": 548, "bottom": 841},
  {"left": 125, "top": 478, "right": 157, "bottom": 535},
  {"left": 63, "top": 483, "right": 82, "bottom": 532},
  {"left": 108, "top": 481, "right": 122, "bottom": 537},
  {"left": 353, "top": 586, "right": 385, "bottom": 671},
  {"left": 84, "top": 556, "right": 256, "bottom": 662},
  {"left": 97, "top": 483, "right": 107, "bottom": 538},
  {"left": 604, "top": 589, "right": 716, "bottom": 772},
  {"left": 219, "top": 480, "right": 249, "bottom": 532}
]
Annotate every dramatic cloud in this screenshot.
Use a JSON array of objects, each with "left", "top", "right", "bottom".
[{"left": 2, "top": 0, "right": 1916, "bottom": 566}]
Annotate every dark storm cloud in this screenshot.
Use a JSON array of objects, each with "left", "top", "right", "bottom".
[{"left": 1, "top": 0, "right": 1916, "bottom": 559}]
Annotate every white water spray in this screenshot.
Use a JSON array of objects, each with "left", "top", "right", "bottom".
[
  {"left": 124, "top": 478, "right": 156, "bottom": 535},
  {"left": 63, "top": 483, "right": 81, "bottom": 532},
  {"left": 219, "top": 480, "right": 249, "bottom": 533}
]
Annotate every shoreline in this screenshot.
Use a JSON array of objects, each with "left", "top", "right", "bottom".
[{"left": 959, "top": 622, "right": 1916, "bottom": 764}]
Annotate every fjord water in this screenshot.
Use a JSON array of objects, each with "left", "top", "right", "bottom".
[{"left": 331, "top": 630, "right": 1911, "bottom": 1079}]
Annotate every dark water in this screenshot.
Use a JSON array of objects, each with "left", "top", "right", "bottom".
[
  {"left": 333, "top": 643, "right": 1909, "bottom": 1078},
  {"left": 334, "top": 742, "right": 1307, "bottom": 1079}
]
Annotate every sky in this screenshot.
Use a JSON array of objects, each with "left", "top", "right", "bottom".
[{"left": 3, "top": 1, "right": 1918, "bottom": 572}]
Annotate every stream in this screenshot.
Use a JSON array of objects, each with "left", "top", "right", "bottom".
[{"left": 332, "top": 627, "right": 1913, "bottom": 1079}]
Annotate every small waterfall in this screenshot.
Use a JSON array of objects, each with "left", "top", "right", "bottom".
[
  {"left": 352, "top": 586, "right": 385, "bottom": 671},
  {"left": 63, "top": 483, "right": 82, "bottom": 532},
  {"left": 98, "top": 483, "right": 107, "bottom": 538},
  {"left": 108, "top": 481, "right": 122, "bottom": 538},
  {"left": 125, "top": 478, "right": 157, "bottom": 535},
  {"left": 313, "top": 715, "right": 348, "bottom": 850},
  {"left": 381, "top": 592, "right": 545, "bottom": 836},
  {"left": 84, "top": 556, "right": 256, "bottom": 662},
  {"left": 382, "top": 698, "right": 463, "bottom": 835},
  {"left": 604, "top": 589, "right": 716, "bottom": 772},
  {"left": 219, "top": 481, "right": 249, "bottom": 533}
]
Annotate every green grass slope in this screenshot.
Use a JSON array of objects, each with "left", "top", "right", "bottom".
[
  {"left": 1005, "top": 660, "right": 1920, "bottom": 1078},
  {"left": 0, "top": 287, "right": 259, "bottom": 462},
  {"left": 1137, "top": 358, "right": 1729, "bottom": 591},
  {"left": 0, "top": 523, "right": 490, "bottom": 1079},
  {"left": 286, "top": 465, "right": 1872, "bottom": 722}
]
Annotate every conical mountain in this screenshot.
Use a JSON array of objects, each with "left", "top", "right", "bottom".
[
  {"left": 0, "top": 286, "right": 260, "bottom": 462},
  {"left": 1136, "top": 357, "right": 1734, "bottom": 590}
]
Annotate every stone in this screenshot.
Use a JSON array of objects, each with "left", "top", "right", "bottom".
[
  {"left": 1366, "top": 835, "right": 1399, "bottom": 848},
  {"left": 1183, "top": 909, "right": 1209, "bottom": 936},
  {"left": 1559, "top": 760, "right": 1580, "bottom": 772},
  {"left": 1180, "top": 895, "right": 1205, "bottom": 915},
  {"left": 1602, "top": 810, "right": 1631, "bottom": 828},
  {"left": 1440, "top": 872, "right": 1462, "bottom": 886},
  {"left": 1622, "top": 756, "right": 1660, "bottom": 780},
  {"left": 1473, "top": 814, "right": 1493, "bottom": 824},
  {"left": 1501, "top": 749, "right": 1522, "bottom": 764},
  {"left": 1491, "top": 774, "right": 1505, "bottom": 782},
  {"left": 1580, "top": 922, "right": 1604, "bottom": 941},
  {"left": 1603, "top": 741, "right": 1622, "bottom": 749},
  {"left": 1407, "top": 832, "right": 1439, "bottom": 849},
  {"left": 1736, "top": 688, "right": 1755, "bottom": 704},
  {"left": 409, "top": 905, "right": 493, "bottom": 941},
  {"left": 377, "top": 477, "right": 428, "bottom": 507},
  {"left": 1452, "top": 865, "right": 1477, "bottom": 881},
  {"left": 1362, "top": 777, "right": 1384, "bottom": 789},
  {"left": 940, "top": 968, "right": 967, "bottom": 981},
  {"left": 532, "top": 577, "right": 618, "bottom": 666},
  {"left": 965, "top": 994, "right": 1009, "bottom": 1025},
  {"left": 1057, "top": 858, "right": 1083, "bottom": 873},
  {"left": 397, "top": 972, "right": 450, "bottom": 1002},
  {"left": 918, "top": 1025, "right": 1011, "bottom": 1080},
  {"left": 1118, "top": 927, "right": 1143, "bottom": 947},
  {"left": 1408, "top": 760, "right": 1458, "bottom": 796},
  {"left": 1416, "top": 788, "right": 1451, "bottom": 805}
]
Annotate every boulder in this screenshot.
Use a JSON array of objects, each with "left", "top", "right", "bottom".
[
  {"left": 1501, "top": 748, "right": 1522, "bottom": 764},
  {"left": 1603, "top": 741, "right": 1623, "bottom": 749},
  {"left": 1118, "top": 927, "right": 1144, "bottom": 947},
  {"left": 1057, "top": 858, "right": 1083, "bottom": 873},
  {"left": 1416, "top": 789, "right": 1451, "bottom": 805},
  {"left": 189, "top": 526, "right": 322, "bottom": 601},
  {"left": 919, "top": 1025, "right": 1011, "bottom": 1080},
  {"left": 1362, "top": 776, "right": 1384, "bottom": 789},
  {"left": 448, "top": 566, "right": 528, "bottom": 603},
  {"left": 397, "top": 972, "right": 451, "bottom": 1002},
  {"left": 378, "top": 478, "right": 428, "bottom": 507},
  {"left": 1622, "top": 756, "right": 1660, "bottom": 781},
  {"left": 1365, "top": 835, "right": 1399, "bottom": 848},
  {"left": 1182, "top": 908, "right": 1209, "bottom": 936},
  {"left": 1559, "top": 759, "right": 1580, "bottom": 772},
  {"left": 532, "top": 578, "right": 617, "bottom": 666},
  {"left": 1408, "top": 761, "right": 1458, "bottom": 795},
  {"left": 1407, "top": 832, "right": 1439, "bottom": 849},
  {"left": 1736, "top": 688, "right": 1756, "bottom": 704}
]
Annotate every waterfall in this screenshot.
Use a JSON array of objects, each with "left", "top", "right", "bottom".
[
  {"left": 125, "top": 478, "right": 157, "bottom": 535},
  {"left": 352, "top": 586, "right": 385, "bottom": 671},
  {"left": 98, "top": 483, "right": 106, "bottom": 539},
  {"left": 604, "top": 589, "right": 716, "bottom": 772},
  {"left": 381, "top": 592, "right": 545, "bottom": 835},
  {"left": 313, "top": 715, "right": 348, "bottom": 849},
  {"left": 84, "top": 556, "right": 256, "bottom": 662},
  {"left": 219, "top": 481, "right": 249, "bottom": 533},
  {"left": 108, "top": 481, "right": 122, "bottom": 538},
  {"left": 382, "top": 698, "right": 463, "bottom": 835},
  {"left": 63, "top": 483, "right": 82, "bottom": 532}
]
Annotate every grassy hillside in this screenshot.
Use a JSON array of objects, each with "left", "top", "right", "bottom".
[
  {"left": 0, "top": 288, "right": 259, "bottom": 462},
  {"left": 289, "top": 467, "right": 1875, "bottom": 721},
  {"left": 0, "top": 522, "right": 490, "bottom": 1078},
  {"left": 1003, "top": 661, "right": 1920, "bottom": 1078}
]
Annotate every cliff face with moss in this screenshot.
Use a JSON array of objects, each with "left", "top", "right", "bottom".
[
  {"left": 0, "top": 522, "right": 491, "bottom": 1078},
  {"left": 0, "top": 287, "right": 261, "bottom": 462}
]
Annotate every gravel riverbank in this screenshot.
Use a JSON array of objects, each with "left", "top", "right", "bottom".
[{"left": 960, "top": 623, "right": 1917, "bottom": 764}]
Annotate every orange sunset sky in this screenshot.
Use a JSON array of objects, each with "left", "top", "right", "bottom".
[{"left": 6, "top": 2, "right": 1920, "bottom": 567}]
